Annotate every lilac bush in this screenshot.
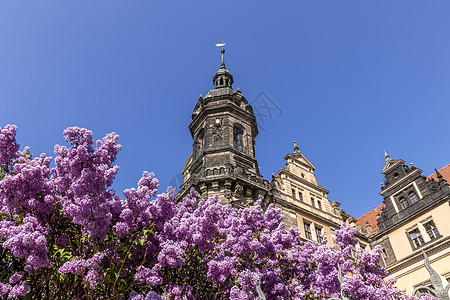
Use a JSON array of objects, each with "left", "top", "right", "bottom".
[{"left": 0, "top": 124, "right": 432, "bottom": 299}]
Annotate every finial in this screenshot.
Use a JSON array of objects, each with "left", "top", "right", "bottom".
[
  {"left": 236, "top": 87, "right": 242, "bottom": 93},
  {"left": 435, "top": 168, "right": 444, "bottom": 180},
  {"left": 294, "top": 141, "right": 299, "bottom": 151},
  {"left": 384, "top": 150, "right": 392, "bottom": 162},
  {"left": 215, "top": 41, "right": 227, "bottom": 68}
]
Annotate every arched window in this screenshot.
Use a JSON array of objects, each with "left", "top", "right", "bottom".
[
  {"left": 409, "top": 191, "right": 419, "bottom": 204},
  {"left": 233, "top": 126, "right": 244, "bottom": 152},
  {"left": 197, "top": 130, "right": 205, "bottom": 157},
  {"left": 399, "top": 197, "right": 408, "bottom": 209},
  {"left": 220, "top": 77, "right": 224, "bottom": 86}
]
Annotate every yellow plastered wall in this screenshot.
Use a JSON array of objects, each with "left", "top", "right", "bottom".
[
  {"left": 387, "top": 203, "right": 450, "bottom": 261},
  {"left": 388, "top": 250, "right": 450, "bottom": 295}
]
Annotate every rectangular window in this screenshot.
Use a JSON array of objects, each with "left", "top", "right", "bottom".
[
  {"left": 317, "top": 200, "right": 322, "bottom": 210},
  {"left": 424, "top": 220, "right": 440, "bottom": 240},
  {"left": 292, "top": 188, "right": 296, "bottom": 199},
  {"left": 304, "top": 223, "right": 312, "bottom": 240},
  {"left": 399, "top": 197, "right": 409, "bottom": 210},
  {"left": 311, "top": 197, "right": 315, "bottom": 207},
  {"left": 298, "top": 190, "right": 303, "bottom": 201},
  {"left": 409, "top": 228, "right": 425, "bottom": 248},
  {"left": 315, "top": 227, "right": 323, "bottom": 243}
]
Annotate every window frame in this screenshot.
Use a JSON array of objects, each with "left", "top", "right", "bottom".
[
  {"left": 304, "top": 222, "right": 312, "bottom": 240},
  {"left": 424, "top": 220, "right": 440, "bottom": 240},
  {"left": 406, "top": 218, "right": 442, "bottom": 250},
  {"left": 399, "top": 197, "right": 409, "bottom": 210},
  {"left": 315, "top": 226, "right": 323, "bottom": 243},
  {"left": 409, "top": 191, "right": 419, "bottom": 204},
  {"left": 233, "top": 126, "right": 244, "bottom": 152}
]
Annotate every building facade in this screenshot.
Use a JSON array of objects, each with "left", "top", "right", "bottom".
[
  {"left": 270, "top": 142, "right": 366, "bottom": 245},
  {"left": 176, "top": 47, "right": 450, "bottom": 296},
  {"left": 357, "top": 154, "right": 450, "bottom": 295}
]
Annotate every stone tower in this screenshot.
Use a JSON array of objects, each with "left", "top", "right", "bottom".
[{"left": 177, "top": 46, "right": 270, "bottom": 207}]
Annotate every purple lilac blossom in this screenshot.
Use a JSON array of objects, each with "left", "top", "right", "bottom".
[{"left": 0, "top": 125, "right": 433, "bottom": 300}]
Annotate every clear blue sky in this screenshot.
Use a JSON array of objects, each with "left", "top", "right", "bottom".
[{"left": 1, "top": 1, "right": 450, "bottom": 218}]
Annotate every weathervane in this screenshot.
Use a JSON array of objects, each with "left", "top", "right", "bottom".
[{"left": 215, "top": 41, "right": 227, "bottom": 68}]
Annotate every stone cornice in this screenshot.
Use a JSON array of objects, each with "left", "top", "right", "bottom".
[
  {"left": 373, "top": 194, "right": 450, "bottom": 237},
  {"left": 189, "top": 147, "right": 259, "bottom": 172},
  {"left": 386, "top": 236, "right": 450, "bottom": 276},
  {"left": 380, "top": 169, "right": 422, "bottom": 196},
  {"left": 274, "top": 197, "right": 342, "bottom": 226}
]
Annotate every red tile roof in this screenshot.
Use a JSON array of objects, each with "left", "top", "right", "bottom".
[
  {"left": 427, "top": 164, "right": 450, "bottom": 182},
  {"left": 355, "top": 204, "right": 385, "bottom": 232},
  {"left": 356, "top": 164, "right": 450, "bottom": 232}
]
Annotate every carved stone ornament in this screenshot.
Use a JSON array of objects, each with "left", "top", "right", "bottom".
[
  {"left": 413, "top": 250, "right": 450, "bottom": 300},
  {"left": 212, "top": 119, "right": 223, "bottom": 141},
  {"left": 430, "top": 181, "right": 439, "bottom": 191},
  {"left": 327, "top": 263, "right": 357, "bottom": 300},
  {"left": 234, "top": 182, "right": 243, "bottom": 198},
  {"left": 224, "top": 180, "right": 232, "bottom": 199}
]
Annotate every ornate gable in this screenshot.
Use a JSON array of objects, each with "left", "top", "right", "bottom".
[
  {"left": 284, "top": 141, "right": 316, "bottom": 171},
  {"left": 382, "top": 150, "right": 404, "bottom": 175}
]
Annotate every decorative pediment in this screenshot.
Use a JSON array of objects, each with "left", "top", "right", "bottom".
[
  {"left": 381, "top": 150, "right": 404, "bottom": 174},
  {"left": 284, "top": 153, "right": 316, "bottom": 171}
]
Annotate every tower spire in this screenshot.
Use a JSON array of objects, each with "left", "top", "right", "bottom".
[
  {"left": 212, "top": 42, "right": 233, "bottom": 89},
  {"left": 221, "top": 47, "right": 226, "bottom": 68},
  {"left": 215, "top": 41, "right": 227, "bottom": 68}
]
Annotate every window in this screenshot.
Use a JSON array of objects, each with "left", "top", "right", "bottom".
[
  {"left": 399, "top": 197, "right": 408, "bottom": 209},
  {"left": 298, "top": 190, "right": 303, "bottom": 201},
  {"left": 424, "top": 220, "right": 440, "bottom": 240},
  {"left": 233, "top": 127, "right": 244, "bottom": 152},
  {"left": 409, "top": 191, "right": 419, "bottom": 204},
  {"left": 409, "top": 228, "right": 425, "bottom": 248},
  {"left": 380, "top": 248, "right": 388, "bottom": 267},
  {"left": 292, "top": 189, "right": 296, "bottom": 199},
  {"left": 317, "top": 200, "right": 322, "bottom": 210},
  {"left": 311, "top": 197, "right": 315, "bottom": 207},
  {"left": 304, "top": 223, "right": 312, "bottom": 240},
  {"left": 315, "top": 227, "right": 323, "bottom": 243},
  {"left": 196, "top": 131, "right": 205, "bottom": 158}
]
